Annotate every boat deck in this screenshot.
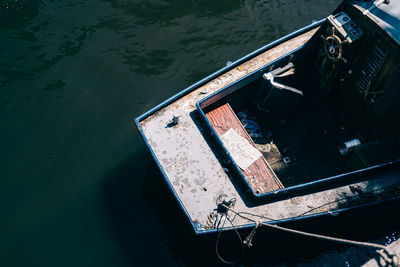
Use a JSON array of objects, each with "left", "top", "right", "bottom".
[
  {"left": 137, "top": 26, "right": 400, "bottom": 233},
  {"left": 205, "top": 103, "right": 283, "bottom": 194}
]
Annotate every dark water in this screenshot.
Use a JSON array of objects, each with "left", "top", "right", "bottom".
[{"left": 1, "top": 0, "right": 399, "bottom": 266}]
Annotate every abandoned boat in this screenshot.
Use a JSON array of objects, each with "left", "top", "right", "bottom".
[{"left": 136, "top": 0, "right": 400, "bottom": 235}]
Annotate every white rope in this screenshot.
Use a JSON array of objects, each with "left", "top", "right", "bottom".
[{"left": 222, "top": 203, "right": 399, "bottom": 267}]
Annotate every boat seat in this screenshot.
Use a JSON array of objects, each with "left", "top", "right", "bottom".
[{"left": 205, "top": 103, "right": 284, "bottom": 194}]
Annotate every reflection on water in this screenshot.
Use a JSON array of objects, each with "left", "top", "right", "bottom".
[
  {"left": 99, "top": 0, "right": 242, "bottom": 24},
  {"left": 1, "top": 0, "right": 399, "bottom": 266}
]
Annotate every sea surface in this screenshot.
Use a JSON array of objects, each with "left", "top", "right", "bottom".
[{"left": 1, "top": 0, "right": 398, "bottom": 266}]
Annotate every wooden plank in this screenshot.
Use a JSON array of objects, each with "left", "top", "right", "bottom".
[{"left": 205, "top": 103, "right": 284, "bottom": 194}]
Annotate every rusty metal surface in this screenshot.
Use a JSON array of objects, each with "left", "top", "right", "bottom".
[{"left": 138, "top": 27, "right": 400, "bottom": 232}]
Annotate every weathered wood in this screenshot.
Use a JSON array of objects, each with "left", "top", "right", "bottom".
[{"left": 205, "top": 103, "right": 284, "bottom": 194}]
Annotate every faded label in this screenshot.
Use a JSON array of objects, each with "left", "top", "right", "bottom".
[{"left": 220, "top": 128, "right": 262, "bottom": 170}]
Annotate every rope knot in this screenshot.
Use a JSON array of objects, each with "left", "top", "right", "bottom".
[
  {"left": 243, "top": 221, "right": 261, "bottom": 248},
  {"left": 216, "top": 194, "right": 236, "bottom": 214}
]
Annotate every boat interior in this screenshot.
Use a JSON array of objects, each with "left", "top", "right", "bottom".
[{"left": 197, "top": 2, "right": 400, "bottom": 201}]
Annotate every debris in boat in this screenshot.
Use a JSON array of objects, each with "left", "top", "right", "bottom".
[
  {"left": 220, "top": 129, "right": 262, "bottom": 170},
  {"left": 349, "top": 184, "right": 364, "bottom": 195},
  {"left": 328, "top": 210, "right": 340, "bottom": 216},
  {"left": 238, "top": 111, "right": 267, "bottom": 143},
  {"left": 283, "top": 157, "right": 291, "bottom": 164},
  {"left": 290, "top": 197, "right": 301, "bottom": 204},
  {"left": 249, "top": 132, "right": 263, "bottom": 139},
  {"left": 206, "top": 211, "right": 218, "bottom": 228},
  {"left": 199, "top": 90, "right": 208, "bottom": 95},
  {"left": 238, "top": 110, "right": 257, "bottom": 121},
  {"left": 166, "top": 115, "right": 181, "bottom": 128},
  {"left": 257, "top": 143, "right": 272, "bottom": 153},
  {"left": 339, "top": 138, "right": 361, "bottom": 155},
  {"left": 237, "top": 112, "right": 246, "bottom": 120},
  {"left": 241, "top": 119, "right": 259, "bottom": 132}
]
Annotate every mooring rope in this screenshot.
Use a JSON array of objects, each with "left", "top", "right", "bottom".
[
  {"left": 221, "top": 203, "right": 399, "bottom": 266},
  {"left": 214, "top": 195, "right": 244, "bottom": 264},
  {"left": 214, "top": 184, "right": 399, "bottom": 231}
]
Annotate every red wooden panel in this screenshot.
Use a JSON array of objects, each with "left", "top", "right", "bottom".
[{"left": 205, "top": 103, "right": 284, "bottom": 194}]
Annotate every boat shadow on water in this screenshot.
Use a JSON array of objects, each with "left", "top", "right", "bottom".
[
  {"left": 101, "top": 149, "right": 400, "bottom": 266},
  {"left": 101, "top": 150, "right": 224, "bottom": 266}
]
